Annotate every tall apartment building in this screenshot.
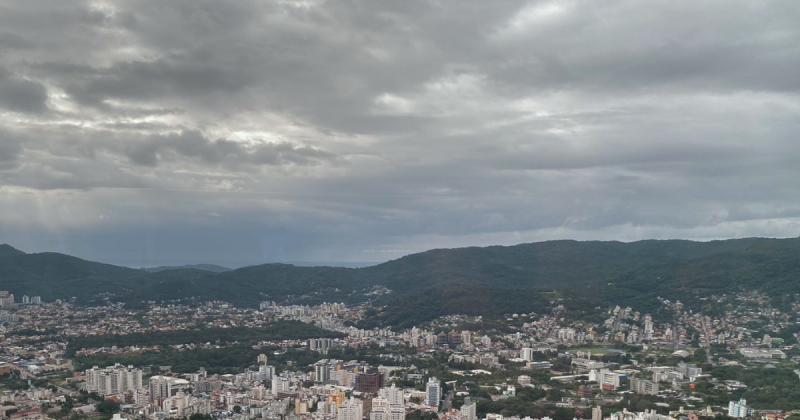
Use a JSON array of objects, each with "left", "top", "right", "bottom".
[
  {"left": 592, "top": 406, "right": 603, "bottom": 420},
  {"left": 0, "top": 291, "right": 15, "bottom": 309},
  {"left": 149, "top": 375, "right": 175, "bottom": 403},
  {"left": 728, "top": 399, "right": 753, "bottom": 418},
  {"left": 378, "top": 384, "right": 404, "bottom": 406},
  {"left": 425, "top": 377, "right": 441, "bottom": 408},
  {"left": 461, "top": 331, "right": 473, "bottom": 347},
  {"left": 355, "top": 370, "right": 384, "bottom": 394},
  {"left": 315, "top": 363, "right": 332, "bottom": 383},
  {"left": 643, "top": 315, "right": 654, "bottom": 340},
  {"left": 589, "top": 369, "right": 620, "bottom": 390},
  {"left": 461, "top": 398, "right": 477, "bottom": 420},
  {"left": 629, "top": 377, "right": 659, "bottom": 395},
  {"left": 676, "top": 362, "right": 702, "bottom": 379},
  {"left": 338, "top": 398, "right": 363, "bottom": 420},
  {"left": 248, "top": 357, "right": 274, "bottom": 382},
  {"left": 370, "top": 385, "right": 406, "bottom": 420},
  {"left": 309, "top": 338, "right": 333, "bottom": 353},
  {"left": 85, "top": 364, "right": 143, "bottom": 396},
  {"left": 272, "top": 375, "right": 291, "bottom": 396},
  {"left": 370, "top": 397, "right": 405, "bottom": 420}
]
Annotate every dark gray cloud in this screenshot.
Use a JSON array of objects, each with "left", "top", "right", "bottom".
[
  {"left": 0, "top": 131, "right": 23, "bottom": 170},
  {"left": 0, "top": 32, "right": 32, "bottom": 50},
  {"left": 1, "top": 0, "right": 800, "bottom": 266},
  {"left": 122, "top": 130, "right": 336, "bottom": 167},
  {"left": 0, "top": 68, "right": 49, "bottom": 113}
]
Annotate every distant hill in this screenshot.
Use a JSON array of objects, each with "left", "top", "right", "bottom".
[
  {"left": 1, "top": 238, "right": 800, "bottom": 326},
  {"left": 0, "top": 244, "right": 26, "bottom": 258},
  {"left": 143, "top": 264, "right": 232, "bottom": 273}
]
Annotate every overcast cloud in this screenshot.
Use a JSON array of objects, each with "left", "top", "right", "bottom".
[{"left": 1, "top": 0, "right": 800, "bottom": 267}]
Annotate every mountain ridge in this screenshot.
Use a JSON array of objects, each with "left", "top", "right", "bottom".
[
  {"left": 0, "top": 244, "right": 26, "bottom": 257},
  {"left": 143, "top": 264, "right": 232, "bottom": 273},
  {"left": 1, "top": 237, "right": 799, "bottom": 326}
]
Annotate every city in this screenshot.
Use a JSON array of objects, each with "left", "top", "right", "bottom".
[
  {"left": 1, "top": 287, "right": 798, "bottom": 420},
  {"left": 2, "top": 1, "right": 800, "bottom": 420}
]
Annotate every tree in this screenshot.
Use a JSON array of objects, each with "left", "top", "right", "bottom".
[
  {"left": 406, "top": 411, "right": 438, "bottom": 420},
  {"left": 233, "top": 405, "right": 242, "bottom": 414},
  {"left": 546, "top": 389, "right": 564, "bottom": 402},
  {"left": 95, "top": 399, "right": 120, "bottom": 416}
]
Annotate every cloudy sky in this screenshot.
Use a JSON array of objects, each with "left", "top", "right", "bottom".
[{"left": 1, "top": 1, "right": 799, "bottom": 267}]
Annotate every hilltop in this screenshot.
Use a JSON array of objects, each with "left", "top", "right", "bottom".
[{"left": 0, "top": 244, "right": 26, "bottom": 258}]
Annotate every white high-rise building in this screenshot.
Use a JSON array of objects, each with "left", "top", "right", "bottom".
[
  {"left": 148, "top": 375, "right": 174, "bottom": 403},
  {"left": 385, "top": 406, "right": 404, "bottom": 420},
  {"left": 520, "top": 347, "right": 534, "bottom": 361},
  {"left": 338, "top": 398, "right": 363, "bottom": 420},
  {"left": 461, "top": 400, "right": 477, "bottom": 420},
  {"left": 272, "top": 375, "right": 291, "bottom": 396},
  {"left": 371, "top": 385, "right": 406, "bottom": 420},
  {"left": 85, "top": 364, "right": 143, "bottom": 397},
  {"left": 480, "top": 335, "right": 492, "bottom": 347},
  {"left": 425, "top": 377, "right": 441, "bottom": 409},
  {"left": 379, "top": 384, "right": 405, "bottom": 406},
  {"left": 728, "top": 399, "right": 753, "bottom": 418},
  {"left": 163, "top": 391, "right": 191, "bottom": 417},
  {"left": 425, "top": 334, "right": 437, "bottom": 347},
  {"left": 372, "top": 397, "right": 389, "bottom": 412},
  {"left": 315, "top": 364, "right": 332, "bottom": 383},
  {"left": 557, "top": 328, "right": 576, "bottom": 341},
  {"left": 676, "top": 363, "right": 702, "bottom": 380},
  {"left": 310, "top": 338, "right": 333, "bottom": 353},
  {"left": 643, "top": 315, "right": 654, "bottom": 340},
  {"left": 589, "top": 369, "right": 620, "bottom": 390},
  {"left": 629, "top": 377, "right": 659, "bottom": 395},
  {"left": 461, "top": 331, "right": 473, "bottom": 347},
  {"left": 370, "top": 397, "right": 404, "bottom": 420},
  {"left": 592, "top": 406, "right": 602, "bottom": 420},
  {"left": 0, "top": 291, "right": 15, "bottom": 308}
]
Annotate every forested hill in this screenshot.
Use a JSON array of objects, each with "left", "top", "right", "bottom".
[
  {"left": 0, "top": 244, "right": 26, "bottom": 258},
  {"left": 2, "top": 238, "right": 800, "bottom": 326}
]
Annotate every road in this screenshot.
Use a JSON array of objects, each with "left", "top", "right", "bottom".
[
  {"left": 699, "top": 314, "right": 714, "bottom": 364},
  {"left": 442, "top": 390, "right": 455, "bottom": 411}
]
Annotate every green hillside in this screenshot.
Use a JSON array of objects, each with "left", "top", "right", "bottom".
[{"left": 1, "top": 238, "right": 799, "bottom": 324}]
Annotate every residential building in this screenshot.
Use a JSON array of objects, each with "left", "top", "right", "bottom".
[
  {"left": 338, "top": 398, "right": 363, "bottom": 420},
  {"left": 630, "top": 377, "right": 659, "bottom": 395},
  {"left": 425, "top": 377, "right": 441, "bottom": 408},
  {"left": 461, "top": 399, "right": 477, "bottom": 420},
  {"left": 728, "top": 399, "right": 753, "bottom": 418},
  {"left": 85, "top": 364, "right": 143, "bottom": 397},
  {"left": 592, "top": 406, "right": 603, "bottom": 420}
]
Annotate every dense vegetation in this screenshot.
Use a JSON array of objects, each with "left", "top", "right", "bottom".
[
  {"left": 4, "top": 238, "right": 800, "bottom": 325},
  {"left": 75, "top": 345, "right": 342, "bottom": 375},
  {"left": 0, "top": 372, "right": 50, "bottom": 391},
  {"left": 66, "top": 321, "right": 343, "bottom": 356},
  {"left": 76, "top": 343, "right": 423, "bottom": 377},
  {"left": 706, "top": 365, "right": 800, "bottom": 410}
]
